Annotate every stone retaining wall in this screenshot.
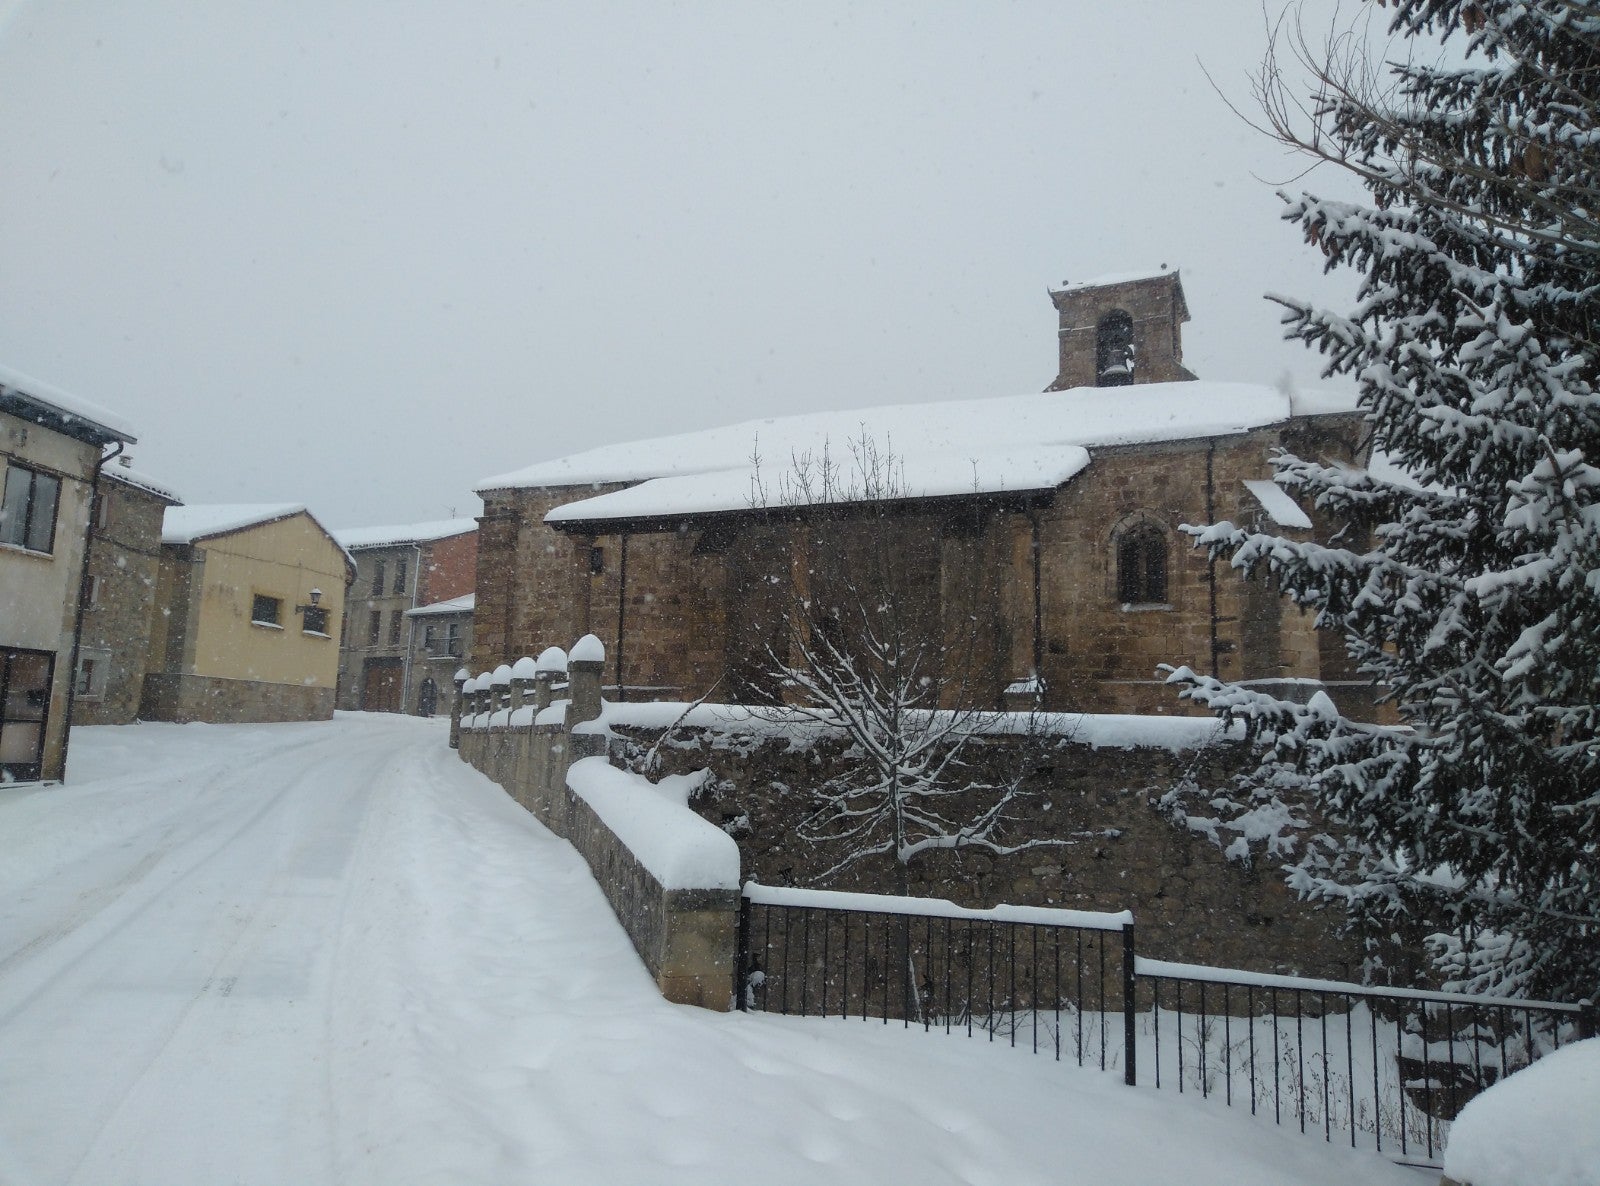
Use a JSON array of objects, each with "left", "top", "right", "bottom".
[{"left": 456, "top": 642, "right": 739, "bottom": 1010}]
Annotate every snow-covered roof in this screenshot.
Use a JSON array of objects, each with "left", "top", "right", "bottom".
[
  {"left": 405, "top": 593, "right": 475, "bottom": 618},
  {"left": 1053, "top": 268, "right": 1176, "bottom": 292},
  {"left": 486, "top": 381, "right": 1358, "bottom": 526},
  {"left": 104, "top": 463, "right": 181, "bottom": 504},
  {"left": 162, "top": 505, "right": 354, "bottom": 574},
  {"left": 333, "top": 517, "right": 477, "bottom": 549},
  {"left": 0, "top": 361, "right": 135, "bottom": 444}
]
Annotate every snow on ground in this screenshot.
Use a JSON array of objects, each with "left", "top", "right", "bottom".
[
  {"left": 0, "top": 715, "right": 1421, "bottom": 1186},
  {"left": 1443, "top": 1038, "right": 1600, "bottom": 1186}
]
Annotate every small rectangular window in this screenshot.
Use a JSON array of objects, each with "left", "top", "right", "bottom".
[
  {"left": 589, "top": 546, "right": 604, "bottom": 575},
  {"left": 372, "top": 559, "right": 386, "bottom": 594},
  {"left": 1, "top": 463, "right": 62, "bottom": 554},
  {"left": 251, "top": 594, "right": 283, "bottom": 627},
  {"left": 423, "top": 623, "right": 437, "bottom": 652},
  {"left": 74, "top": 650, "right": 110, "bottom": 700},
  {"left": 388, "top": 613, "right": 402, "bottom": 646},
  {"left": 87, "top": 574, "right": 104, "bottom": 607},
  {"left": 393, "top": 557, "right": 407, "bottom": 594},
  {"left": 93, "top": 491, "right": 110, "bottom": 529},
  {"left": 368, "top": 609, "right": 382, "bottom": 645},
  {"left": 302, "top": 606, "right": 329, "bottom": 635},
  {"left": 446, "top": 622, "right": 461, "bottom": 656}
]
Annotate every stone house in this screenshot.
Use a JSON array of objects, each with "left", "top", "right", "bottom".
[
  {"left": 403, "top": 592, "right": 474, "bottom": 718},
  {"left": 140, "top": 505, "right": 353, "bottom": 723},
  {"left": 1, "top": 364, "right": 136, "bottom": 782},
  {"left": 469, "top": 271, "right": 1371, "bottom": 716},
  {"left": 333, "top": 519, "right": 476, "bottom": 714},
  {"left": 71, "top": 462, "right": 181, "bottom": 726}
]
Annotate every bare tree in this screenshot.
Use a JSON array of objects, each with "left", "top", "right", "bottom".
[{"left": 748, "top": 432, "right": 1092, "bottom": 896}]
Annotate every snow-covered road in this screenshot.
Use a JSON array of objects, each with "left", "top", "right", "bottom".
[{"left": 0, "top": 715, "right": 1418, "bottom": 1185}]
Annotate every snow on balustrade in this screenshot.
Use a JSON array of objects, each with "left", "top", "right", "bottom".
[
  {"left": 565, "top": 757, "right": 739, "bottom": 891},
  {"left": 743, "top": 882, "right": 1132, "bottom": 931}
]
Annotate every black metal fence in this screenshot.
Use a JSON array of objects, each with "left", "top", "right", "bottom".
[
  {"left": 736, "top": 884, "right": 1595, "bottom": 1167},
  {"left": 736, "top": 884, "right": 1137, "bottom": 1083}
]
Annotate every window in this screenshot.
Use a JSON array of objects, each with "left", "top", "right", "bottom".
[
  {"left": 1, "top": 648, "right": 54, "bottom": 781},
  {"left": 1116, "top": 523, "right": 1168, "bottom": 605},
  {"left": 446, "top": 622, "right": 462, "bottom": 657},
  {"left": 74, "top": 649, "right": 110, "bottom": 700},
  {"left": 1096, "top": 309, "right": 1135, "bottom": 387},
  {"left": 388, "top": 612, "right": 402, "bottom": 646},
  {"left": 87, "top": 575, "right": 104, "bottom": 608},
  {"left": 590, "top": 546, "right": 605, "bottom": 575},
  {"left": 1, "top": 463, "right": 61, "bottom": 553},
  {"left": 423, "top": 623, "right": 437, "bottom": 652},
  {"left": 368, "top": 609, "right": 382, "bottom": 646},
  {"left": 251, "top": 594, "right": 283, "bottom": 627},
  {"left": 302, "top": 606, "right": 330, "bottom": 635},
  {"left": 372, "top": 560, "right": 386, "bottom": 594},
  {"left": 93, "top": 491, "right": 110, "bottom": 529},
  {"left": 393, "top": 557, "right": 407, "bottom": 594}
]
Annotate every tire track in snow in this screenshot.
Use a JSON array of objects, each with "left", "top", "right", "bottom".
[{"left": 0, "top": 718, "right": 408, "bottom": 1186}]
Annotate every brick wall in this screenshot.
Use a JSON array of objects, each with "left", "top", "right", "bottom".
[{"left": 419, "top": 529, "right": 476, "bottom": 604}]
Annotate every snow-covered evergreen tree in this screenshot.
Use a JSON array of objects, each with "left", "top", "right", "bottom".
[{"left": 1168, "top": 0, "right": 1600, "bottom": 1001}]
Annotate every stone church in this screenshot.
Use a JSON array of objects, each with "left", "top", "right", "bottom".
[{"left": 471, "top": 270, "right": 1370, "bottom": 716}]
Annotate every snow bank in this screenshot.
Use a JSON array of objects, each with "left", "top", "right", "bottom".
[
  {"left": 1444, "top": 1038, "right": 1600, "bottom": 1186},
  {"left": 566, "top": 757, "right": 738, "bottom": 890}
]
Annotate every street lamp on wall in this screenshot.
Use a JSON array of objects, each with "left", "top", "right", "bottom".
[{"left": 295, "top": 588, "right": 324, "bottom": 616}]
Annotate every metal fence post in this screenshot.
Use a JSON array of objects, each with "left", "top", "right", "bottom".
[
  {"left": 1123, "top": 920, "right": 1137, "bottom": 1086},
  {"left": 1580, "top": 999, "right": 1597, "bottom": 1041},
  {"left": 735, "top": 890, "right": 752, "bottom": 1012}
]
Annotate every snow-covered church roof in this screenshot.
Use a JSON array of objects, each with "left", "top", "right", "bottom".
[{"left": 479, "top": 381, "right": 1358, "bottom": 526}]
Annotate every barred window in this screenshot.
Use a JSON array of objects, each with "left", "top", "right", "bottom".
[{"left": 1116, "top": 523, "right": 1167, "bottom": 604}]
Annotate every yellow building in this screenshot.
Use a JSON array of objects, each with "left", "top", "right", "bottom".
[
  {"left": 2, "top": 364, "right": 135, "bottom": 782},
  {"left": 141, "top": 505, "right": 353, "bottom": 723}
]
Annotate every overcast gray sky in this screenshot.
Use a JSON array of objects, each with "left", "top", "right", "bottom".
[{"left": 0, "top": 1, "right": 1370, "bottom": 529}]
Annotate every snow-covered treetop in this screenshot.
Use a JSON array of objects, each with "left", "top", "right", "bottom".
[
  {"left": 332, "top": 517, "right": 477, "bottom": 550},
  {"left": 510, "top": 656, "right": 538, "bottom": 680},
  {"left": 535, "top": 646, "right": 568, "bottom": 673},
  {"left": 569, "top": 634, "right": 605, "bottom": 664},
  {"left": 0, "top": 359, "right": 136, "bottom": 444},
  {"left": 161, "top": 503, "right": 307, "bottom": 544},
  {"left": 479, "top": 380, "right": 1356, "bottom": 523},
  {"left": 404, "top": 593, "right": 475, "bottom": 618},
  {"left": 490, "top": 664, "right": 513, "bottom": 685}
]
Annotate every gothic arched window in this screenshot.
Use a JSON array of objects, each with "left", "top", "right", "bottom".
[
  {"left": 1096, "top": 309, "right": 1135, "bottom": 387},
  {"left": 1116, "top": 522, "right": 1168, "bottom": 604}
]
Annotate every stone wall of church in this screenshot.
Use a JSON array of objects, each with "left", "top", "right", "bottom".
[{"left": 470, "top": 415, "right": 1369, "bottom": 717}]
